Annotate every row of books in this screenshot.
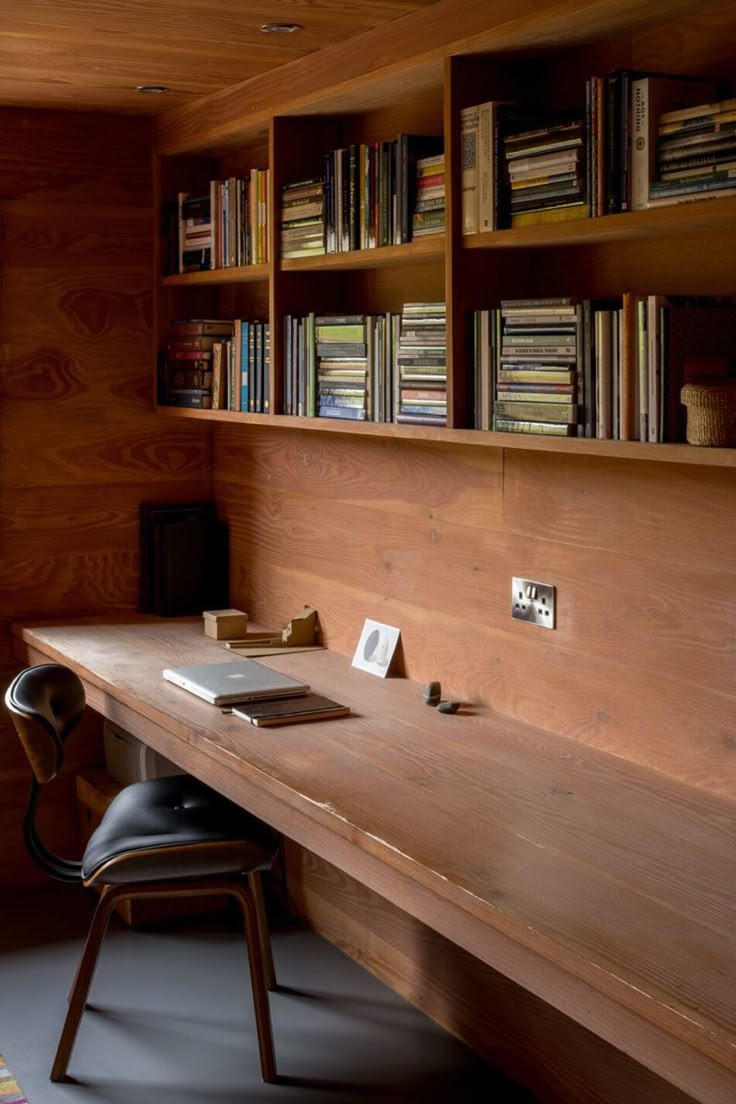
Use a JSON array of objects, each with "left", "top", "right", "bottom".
[
  {"left": 648, "top": 94, "right": 736, "bottom": 207},
  {"left": 459, "top": 72, "right": 734, "bottom": 229},
  {"left": 461, "top": 100, "right": 588, "bottom": 231},
  {"left": 585, "top": 70, "right": 718, "bottom": 214},
  {"left": 160, "top": 318, "right": 270, "bottom": 412},
  {"left": 283, "top": 313, "right": 398, "bottom": 421},
  {"left": 470, "top": 296, "right": 736, "bottom": 440},
  {"left": 280, "top": 135, "right": 445, "bottom": 258},
  {"left": 176, "top": 171, "right": 269, "bottom": 272},
  {"left": 281, "top": 303, "right": 447, "bottom": 423}
]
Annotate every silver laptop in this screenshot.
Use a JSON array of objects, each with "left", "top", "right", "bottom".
[{"left": 163, "top": 659, "right": 310, "bottom": 705}]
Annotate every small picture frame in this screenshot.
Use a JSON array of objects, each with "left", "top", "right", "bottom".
[{"left": 352, "top": 619, "right": 401, "bottom": 678}]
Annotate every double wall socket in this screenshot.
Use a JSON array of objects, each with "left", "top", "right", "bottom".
[{"left": 512, "top": 578, "right": 556, "bottom": 629}]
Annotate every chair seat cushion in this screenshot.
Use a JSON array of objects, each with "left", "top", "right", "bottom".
[{"left": 82, "top": 775, "right": 278, "bottom": 886}]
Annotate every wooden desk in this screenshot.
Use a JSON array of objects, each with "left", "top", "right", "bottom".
[{"left": 13, "top": 616, "right": 736, "bottom": 1104}]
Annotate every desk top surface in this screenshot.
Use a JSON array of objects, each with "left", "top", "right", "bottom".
[{"left": 13, "top": 615, "right": 736, "bottom": 1086}]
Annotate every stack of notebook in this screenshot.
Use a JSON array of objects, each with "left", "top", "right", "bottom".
[{"left": 162, "top": 659, "right": 350, "bottom": 726}]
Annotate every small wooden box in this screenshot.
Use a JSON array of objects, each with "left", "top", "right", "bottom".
[{"left": 203, "top": 608, "right": 249, "bottom": 640}]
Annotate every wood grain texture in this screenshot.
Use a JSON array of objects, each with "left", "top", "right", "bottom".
[
  {"left": 214, "top": 427, "right": 736, "bottom": 796},
  {"left": 286, "top": 843, "right": 699, "bottom": 1104},
  {"left": 13, "top": 618, "right": 736, "bottom": 1102},
  {"left": 0, "top": 108, "right": 212, "bottom": 885},
  {"left": 0, "top": 0, "right": 440, "bottom": 114}
]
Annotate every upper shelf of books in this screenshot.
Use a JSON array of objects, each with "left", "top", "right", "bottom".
[{"left": 155, "top": 0, "right": 736, "bottom": 468}]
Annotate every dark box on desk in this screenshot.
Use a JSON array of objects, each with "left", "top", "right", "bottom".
[{"left": 140, "top": 502, "right": 229, "bottom": 616}]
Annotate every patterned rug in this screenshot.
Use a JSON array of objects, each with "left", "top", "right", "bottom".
[{"left": 0, "top": 1056, "right": 28, "bottom": 1103}]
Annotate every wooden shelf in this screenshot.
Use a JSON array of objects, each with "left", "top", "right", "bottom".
[
  {"left": 281, "top": 235, "right": 444, "bottom": 272},
  {"left": 155, "top": 405, "right": 736, "bottom": 467},
  {"left": 464, "top": 197, "right": 736, "bottom": 250},
  {"left": 162, "top": 263, "right": 269, "bottom": 286}
]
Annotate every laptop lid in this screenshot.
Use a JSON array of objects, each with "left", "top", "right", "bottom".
[{"left": 163, "top": 659, "right": 310, "bottom": 705}]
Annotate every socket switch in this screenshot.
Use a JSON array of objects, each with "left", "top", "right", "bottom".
[{"left": 512, "top": 577, "right": 556, "bottom": 629}]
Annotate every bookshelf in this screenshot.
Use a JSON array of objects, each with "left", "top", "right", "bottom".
[{"left": 154, "top": 6, "right": 736, "bottom": 463}]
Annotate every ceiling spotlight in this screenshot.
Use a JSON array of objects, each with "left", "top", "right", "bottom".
[
  {"left": 134, "top": 85, "right": 170, "bottom": 94},
  {"left": 260, "top": 22, "right": 302, "bottom": 33}
]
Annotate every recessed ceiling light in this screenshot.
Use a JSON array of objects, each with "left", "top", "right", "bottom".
[
  {"left": 135, "top": 85, "right": 170, "bottom": 94},
  {"left": 260, "top": 22, "right": 302, "bottom": 33}
]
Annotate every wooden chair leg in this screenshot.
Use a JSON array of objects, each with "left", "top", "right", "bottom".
[
  {"left": 248, "top": 871, "right": 276, "bottom": 991},
  {"left": 233, "top": 882, "right": 277, "bottom": 1084},
  {"left": 51, "top": 885, "right": 128, "bottom": 1082}
]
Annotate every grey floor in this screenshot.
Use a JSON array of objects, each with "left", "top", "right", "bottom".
[{"left": 0, "top": 884, "right": 536, "bottom": 1104}]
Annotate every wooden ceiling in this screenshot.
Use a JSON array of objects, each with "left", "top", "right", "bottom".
[{"left": 0, "top": 0, "right": 442, "bottom": 114}]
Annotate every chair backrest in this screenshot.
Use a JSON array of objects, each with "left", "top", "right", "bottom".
[
  {"left": 4, "top": 663, "right": 86, "bottom": 883},
  {"left": 5, "top": 663, "right": 86, "bottom": 783}
]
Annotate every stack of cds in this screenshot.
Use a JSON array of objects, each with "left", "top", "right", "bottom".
[{"left": 503, "top": 119, "right": 586, "bottom": 227}]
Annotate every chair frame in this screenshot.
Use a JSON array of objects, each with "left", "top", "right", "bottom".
[
  {"left": 52, "top": 875, "right": 276, "bottom": 1084},
  {"left": 5, "top": 663, "right": 279, "bottom": 1085}
]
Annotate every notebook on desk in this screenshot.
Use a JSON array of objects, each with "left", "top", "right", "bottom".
[
  {"left": 233, "top": 693, "right": 350, "bottom": 727},
  {"left": 162, "top": 659, "right": 310, "bottom": 705}
]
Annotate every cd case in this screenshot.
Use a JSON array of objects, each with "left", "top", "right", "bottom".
[{"left": 233, "top": 693, "right": 350, "bottom": 727}]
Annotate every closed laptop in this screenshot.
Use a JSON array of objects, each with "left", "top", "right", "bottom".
[{"left": 163, "top": 659, "right": 309, "bottom": 705}]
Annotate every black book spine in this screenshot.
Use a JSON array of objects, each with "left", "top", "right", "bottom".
[
  {"left": 353, "top": 144, "right": 361, "bottom": 250},
  {"left": 619, "top": 70, "right": 631, "bottom": 212},
  {"left": 248, "top": 323, "right": 256, "bottom": 412},
  {"left": 324, "top": 152, "right": 334, "bottom": 254},
  {"left": 398, "top": 135, "right": 409, "bottom": 244},
  {"left": 263, "top": 323, "right": 271, "bottom": 414},
  {"left": 341, "top": 148, "right": 350, "bottom": 251},
  {"left": 284, "top": 315, "right": 292, "bottom": 415},
  {"left": 606, "top": 72, "right": 621, "bottom": 214}
]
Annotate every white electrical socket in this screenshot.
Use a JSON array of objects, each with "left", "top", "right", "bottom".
[{"left": 512, "top": 577, "right": 556, "bottom": 629}]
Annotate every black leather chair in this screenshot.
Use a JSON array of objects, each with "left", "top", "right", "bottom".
[{"left": 5, "top": 662, "right": 279, "bottom": 1084}]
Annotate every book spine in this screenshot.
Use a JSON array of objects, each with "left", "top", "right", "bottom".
[
  {"left": 461, "top": 105, "right": 480, "bottom": 234},
  {"left": 585, "top": 78, "right": 594, "bottom": 217},
  {"left": 649, "top": 175, "right": 736, "bottom": 198},
  {"left": 492, "top": 416, "right": 575, "bottom": 435},
  {"left": 478, "top": 102, "right": 495, "bottom": 232},
  {"left": 244, "top": 320, "right": 253, "bottom": 415},
  {"left": 620, "top": 292, "right": 636, "bottom": 439},
  {"left": 494, "top": 400, "right": 576, "bottom": 421},
  {"left": 164, "top": 389, "right": 213, "bottom": 409},
  {"left": 620, "top": 71, "right": 631, "bottom": 212},
  {"left": 631, "top": 77, "right": 652, "bottom": 210},
  {"left": 581, "top": 300, "right": 592, "bottom": 438},
  {"left": 647, "top": 295, "right": 663, "bottom": 442},
  {"left": 637, "top": 297, "right": 648, "bottom": 441},
  {"left": 595, "top": 309, "right": 612, "bottom": 439}
]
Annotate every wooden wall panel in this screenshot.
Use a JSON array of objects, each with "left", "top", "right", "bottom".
[
  {"left": 0, "top": 108, "right": 212, "bottom": 886},
  {"left": 214, "top": 426, "right": 736, "bottom": 797},
  {"left": 286, "top": 844, "right": 698, "bottom": 1104}
]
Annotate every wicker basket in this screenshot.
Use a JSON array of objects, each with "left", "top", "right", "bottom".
[{"left": 681, "top": 380, "right": 736, "bottom": 447}]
